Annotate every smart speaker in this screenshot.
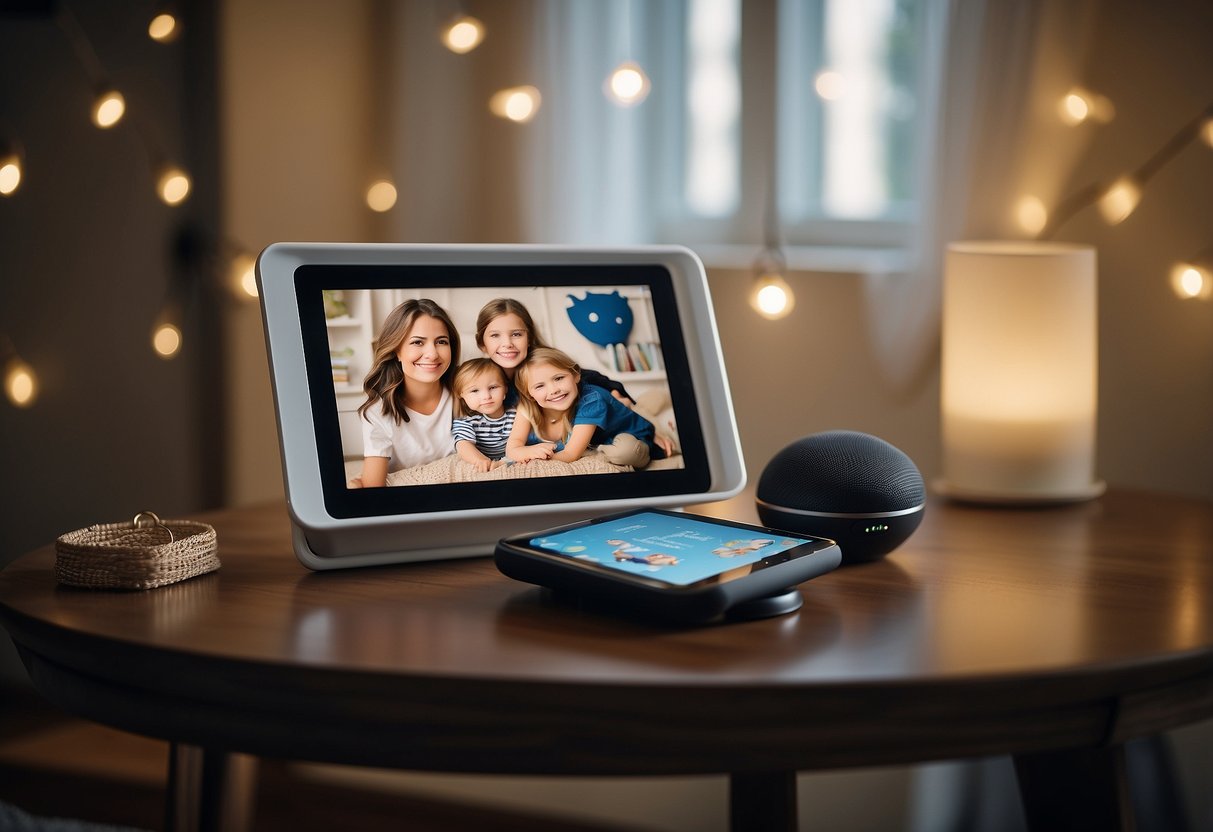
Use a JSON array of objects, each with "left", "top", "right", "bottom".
[{"left": 756, "top": 431, "right": 925, "bottom": 565}]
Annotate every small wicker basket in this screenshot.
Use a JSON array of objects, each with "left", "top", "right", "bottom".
[{"left": 55, "top": 511, "right": 220, "bottom": 590}]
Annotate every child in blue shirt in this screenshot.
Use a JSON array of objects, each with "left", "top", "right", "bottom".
[{"left": 506, "top": 348, "right": 667, "bottom": 468}]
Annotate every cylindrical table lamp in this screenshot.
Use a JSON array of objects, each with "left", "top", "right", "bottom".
[{"left": 940, "top": 241, "right": 1103, "bottom": 503}]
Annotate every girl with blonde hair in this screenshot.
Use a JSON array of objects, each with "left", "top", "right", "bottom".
[{"left": 506, "top": 347, "right": 662, "bottom": 468}]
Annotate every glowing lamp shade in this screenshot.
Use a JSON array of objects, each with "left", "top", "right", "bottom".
[
  {"left": 605, "top": 61, "right": 651, "bottom": 106},
  {"left": 440, "top": 14, "right": 484, "bottom": 54},
  {"left": 365, "top": 180, "right": 398, "bottom": 212},
  {"left": 157, "top": 166, "right": 191, "bottom": 205},
  {"left": 941, "top": 241, "right": 1102, "bottom": 503},
  {"left": 148, "top": 12, "right": 179, "bottom": 42},
  {"left": 4, "top": 358, "right": 37, "bottom": 408},
  {"left": 489, "top": 87, "right": 541, "bottom": 123},
  {"left": 749, "top": 272, "right": 795, "bottom": 320},
  {"left": 0, "top": 154, "right": 21, "bottom": 196},
  {"left": 92, "top": 90, "right": 126, "bottom": 129}
]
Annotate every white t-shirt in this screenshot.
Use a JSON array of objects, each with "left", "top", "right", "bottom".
[{"left": 361, "top": 387, "right": 454, "bottom": 472}]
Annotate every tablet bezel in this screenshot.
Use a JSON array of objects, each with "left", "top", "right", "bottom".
[{"left": 258, "top": 243, "right": 746, "bottom": 569}]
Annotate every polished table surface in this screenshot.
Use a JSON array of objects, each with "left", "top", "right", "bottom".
[{"left": 2, "top": 489, "right": 1212, "bottom": 827}]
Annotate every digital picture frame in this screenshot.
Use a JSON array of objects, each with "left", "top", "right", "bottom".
[{"left": 257, "top": 243, "right": 746, "bottom": 569}]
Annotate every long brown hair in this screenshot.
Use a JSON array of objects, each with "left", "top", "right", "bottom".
[
  {"left": 359, "top": 298, "right": 460, "bottom": 424},
  {"left": 474, "top": 298, "right": 550, "bottom": 352},
  {"left": 514, "top": 347, "right": 581, "bottom": 441}
]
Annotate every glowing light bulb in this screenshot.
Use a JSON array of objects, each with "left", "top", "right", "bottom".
[
  {"left": 366, "top": 180, "right": 398, "bottom": 212},
  {"left": 1171, "top": 263, "right": 1212, "bottom": 300},
  {"left": 440, "top": 14, "right": 484, "bottom": 54},
  {"left": 1060, "top": 90, "right": 1091, "bottom": 125},
  {"left": 0, "top": 155, "right": 21, "bottom": 196},
  {"left": 1015, "top": 195, "right": 1049, "bottom": 236},
  {"left": 157, "top": 166, "right": 191, "bottom": 205},
  {"left": 814, "top": 70, "right": 846, "bottom": 101},
  {"left": 489, "top": 86, "right": 541, "bottom": 123},
  {"left": 750, "top": 273, "right": 795, "bottom": 320},
  {"left": 605, "top": 61, "right": 651, "bottom": 107},
  {"left": 152, "top": 323, "right": 182, "bottom": 358},
  {"left": 92, "top": 90, "right": 126, "bottom": 128},
  {"left": 4, "top": 358, "right": 37, "bottom": 408},
  {"left": 230, "top": 253, "right": 258, "bottom": 299},
  {"left": 148, "top": 12, "right": 179, "bottom": 42},
  {"left": 1097, "top": 177, "right": 1140, "bottom": 225},
  {"left": 1059, "top": 86, "right": 1114, "bottom": 125},
  {"left": 1201, "top": 118, "right": 1213, "bottom": 148}
]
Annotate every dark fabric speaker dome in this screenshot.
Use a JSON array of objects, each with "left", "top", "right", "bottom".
[{"left": 757, "top": 430, "right": 925, "bottom": 514}]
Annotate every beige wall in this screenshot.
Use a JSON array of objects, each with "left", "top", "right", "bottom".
[{"left": 221, "top": 0, "right": 378, "bottom": 504}]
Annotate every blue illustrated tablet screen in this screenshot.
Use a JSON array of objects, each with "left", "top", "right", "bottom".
[{"left": 529, "top": 511, "right": 815, "bottom": 586}]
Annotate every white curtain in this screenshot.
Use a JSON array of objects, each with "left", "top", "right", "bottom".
[
  {"left": 519, "top": 0, "right": 658, "bottom": 245},
  {"left": 862, "top": 0, "right": 1099, "bottom": 397}
]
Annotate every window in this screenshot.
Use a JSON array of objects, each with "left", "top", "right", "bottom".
[{"left": 662, "top": 0, "right": 943, "bottom": 252}]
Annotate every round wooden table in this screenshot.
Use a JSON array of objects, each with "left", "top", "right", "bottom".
[{"left": 2, "top": 489, "right": 1212, "bottom": 831}]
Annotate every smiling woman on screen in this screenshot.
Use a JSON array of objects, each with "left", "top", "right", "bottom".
[{"left": 354, "top": 298, "right": 460, "bottom": 488}]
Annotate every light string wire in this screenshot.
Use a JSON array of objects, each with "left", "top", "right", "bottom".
[{"left": 1038, "top": 98, "right": 1213, "bottom": 241}]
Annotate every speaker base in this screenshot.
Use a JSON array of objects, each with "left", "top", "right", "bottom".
[{"left": 724, "top": 588, "right": 803, "bottom": 621}]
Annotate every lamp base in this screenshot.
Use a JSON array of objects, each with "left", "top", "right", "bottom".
[{"left": 933, "top": 479, "right": 1106, "bottom": 506}]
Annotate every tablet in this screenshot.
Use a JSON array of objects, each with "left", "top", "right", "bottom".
[
  {"left": 496, "top": 509, "right": 842, "bottom": 623},
  {"left": 258, "top": 244, "right": 746, "bottom": 569}
]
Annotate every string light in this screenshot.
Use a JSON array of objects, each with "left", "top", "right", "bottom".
[
  {"left": 156, "top": 165, "right": 191, "bottom": 205},
  {"left": 750, "top": 268, "right": 795, "bottom": 320},
  {"left": 228, "top": 252, "right": 258, "bottom": 299},
  {"left": 152, "top": 323, "right": 182, "bottom": 358},
  {"left": 440, "top": 14, "right": 485, "bottom": 54},
  {"left": 91, "top": 89, "right": 126, "bottom": 129},
  {"left": 1097, "top": 176, "right": 1141, "bottom": 225},
  {"left": 489, "top": 86, "right": 541, "bottom": 122},
  {"left": 815, "top": 70, "right": 846, "bottom": 101},
  {"left": 365, "top": 179, "right": 398, "bottom": 212},
  {"left": 605, "top": 61, "right": 651, "bottom": 107},
  {"left": 151, "top": 297, "right": 185, "bottom": 358},
  {"left": 0, "top": 145, "right": 22, "bottom": 196},
  {"left": 148, "top": 11, "right": 180, "bottom": 42},
  {"left": 1035, "top": 97, "right": 1213, "bottom": 301},
  {"left": 1171, "top": 262, "right": 1213, "bottom": 301},
  {"left": 750, "top": 151, "right": 795, "bottom": 319},
  {"left": 1015, "top": 195, "right": 1048, "bottom": 235},
  {"left": 2, "top": 338, "right": 38, "bottom": 408},
  {"left": 1058, "top": 87, "right": 1114, "bottom": 126}
]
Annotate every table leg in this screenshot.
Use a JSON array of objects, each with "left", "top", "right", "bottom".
[
  {"left": 165, "top": 743, "right": 258, "bottom": 832},
  {"left": 729, "top": 770, "right": 797, "bottom": 832},
  {"left": 1013, "top": 744, "right": 1134, "bottom": 832}
]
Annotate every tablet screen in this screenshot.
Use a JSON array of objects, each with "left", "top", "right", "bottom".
[
  {"left": 296, "top": 264, "right": 710, "bottom": 519},
  {"left": 527, "top": 511, "right": 821, "bottom": 587}
]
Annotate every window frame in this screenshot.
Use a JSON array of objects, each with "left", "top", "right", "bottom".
[{"left": 654, "top": 0, "right": 945, "bottom": 259}]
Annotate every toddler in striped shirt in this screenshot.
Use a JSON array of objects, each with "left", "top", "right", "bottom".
[{"left": 451, "top": 358, "right": 516, "bottom": 472}]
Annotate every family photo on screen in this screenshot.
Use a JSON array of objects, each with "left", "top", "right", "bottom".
[{"left": 326, "top": 286, "right": 684, "bottom": 488}]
